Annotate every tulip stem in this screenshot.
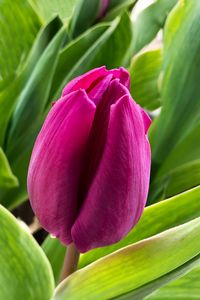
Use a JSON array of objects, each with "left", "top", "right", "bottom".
[{"left": 59, "top": 243, "right": 80, "bottom": 282}]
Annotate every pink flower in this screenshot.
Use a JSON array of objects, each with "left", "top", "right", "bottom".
[{"left": 27, "top": 67, "right": 151, "bottom": 253}]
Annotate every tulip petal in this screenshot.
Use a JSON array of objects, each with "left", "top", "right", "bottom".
[
  {"left": 27, "top": 89, "right": 96, "bottom": 245},
  {"left": 62, "top": 67, "right": 130, "bottom": 96},
  {"left": 72, "top": 94, "right": 151, "bottom": 252},
  {"left": 139, "top": 107, "right": 152, "bottom": 134},
  {"left": 62, "top": 67, "right": 108, "bottom": 96},
  {"left": 78, "top": 79, "right": 129, "bottom": 202}
]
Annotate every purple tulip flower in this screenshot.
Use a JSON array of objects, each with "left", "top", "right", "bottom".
[{"left": 27, "top": 67, "right": 151, "bottom": 253}]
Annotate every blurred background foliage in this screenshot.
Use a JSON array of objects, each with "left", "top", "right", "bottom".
[{"left": 0, "top": 0, "right": 200, "bottom": 299}]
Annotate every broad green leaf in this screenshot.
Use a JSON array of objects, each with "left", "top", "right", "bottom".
[
  {"left": 149, "top": 160, "right": 200, "bottom": 202},
  {"left": 0, "top": 205, "right": 54, "bottom": 300},
  {"left": 130, "top": 48, "right": 162, "bottom": 110},
  {"left": 119, "top": 256, "right": 200, "bottom": 300},
  {"left": 43, "top": 186, "right": 200, "bottom": 281},
  {"left": 51, "top": 13, "right": 133, "bottom": 100},
  {"left": 133, "top": 0, "right": 177, "bottom": 54},
  {"left": 0, "top": 0, "right": 41, "bottom": 91},
  {"left": 0, "top": 26, "right": 66, "bottom": 209},
  {"left": 156, "top": 122, "right": 200, "bottom": 178},
  {"left": 149, "top": 121, "right": 200, "bottom": 201},
  {"left": 0, "top": 148, "right": 18, "bottom": 188},
  {"left": 69, "top": 0, "right": 101, "bottom": 38},
  {"left": 31, "top": 0, "right": 78, "bottom": 23},
  {"left": 0, "top": 17, "right": 62, "bottom": 146},
  {"left": 147, "top": 265, "right": 200, "bottom": 300},
  {"left": 53, "top": 217, "right": 200, "bottom": 300},
  {"left": 152, "top": 0, "right": 200, "bottom": 165}
]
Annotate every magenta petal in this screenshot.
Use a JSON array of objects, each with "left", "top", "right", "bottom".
[
  {"left": 62, "top": 67, "right": 130, "bottom": 97},
  {"left": 62, "top": 67, "right": 108, "bottom": 96},
  {"left": 110, "top": 67, "right": 130, "bottom": 90},
  {"left": 87, "top": 74, "right": 113, "bottom": 105},
  {"left": 139, "top": 107, "right": 152, "bottom": 134},
  {"left": 27, "top": 90, "right": 96, "bottom": 245},
  {"left": 72, "top": 95, "right": 151, "bottom": 252}
]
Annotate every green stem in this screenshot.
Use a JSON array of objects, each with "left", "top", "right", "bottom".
[{"left": 59, "top": 243, "right": 80, "bottom": 282}]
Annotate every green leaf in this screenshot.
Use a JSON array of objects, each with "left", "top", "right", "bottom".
[
  {"left": 0, "top": 17, "right": 63, "bottom": 146},
  {"left": 69, "top": 0, "right": 101, "bottom": 38},
  {"left": 0, "top": 0, "right": 41, "bottom": 91},
  {"left": 0, "top": 148, "right": 18, "bottom": 188},
  {"left": 148, "top": 265, "right": 200, "bottom": 299},
  {"left": 152, "top": 0, "right": 200, "bottom": 165},
  {"left": 43, "top": 186, "right": 200, "bottom": 281},
  {"left": 155, "top": 122, "right": 200, "bottom": 178},
  {"left": 130, "top": 47, "right": 162, "bottom": 110},
  {"left": 104, "top": 0, "right": 136, "bottom": 21},
  {"left": 0, "top": 25, "right": 66, "bottom": 209},
  {"left": 133, "top": 0, "right": 177, "bottom": 54},
  {"left": 53, "top": 217, "right": 200, "bottom": 300},
  {"left": 51, "top": 13, "right": 133, "bottom": 100},
  {"left": 6, "top": 26, "right": 67, "bottom": 154},
  {"left": 0, "top": 205, "right": 54, "bottom": 300},
  {"left": 49, "top": 22, "right": 110, "bottom": 100},
  {"left": 31, "top": 0, "right": 78, "bottom": 23},
  {"left": 149, "top": 160, "right": 200, "bottom": 202}
]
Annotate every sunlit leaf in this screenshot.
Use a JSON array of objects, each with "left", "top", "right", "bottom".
[
  {"left": 53, "top": 217, "right": 200, "bottom": 299},
  {"left": 0, "top": 148, "right": 18, "bottom": 188},
  {"left": 130, "top": 47, "right": 162, "bottom": 110},
  {"left": 43, "top": 186, "right": 200, "bottom": 282},
  {"left": 0, "top": 0, "right": 41, "bottom": 91},
  {"left": 0, "top": 205, "right": 54, "bottom": 300}
]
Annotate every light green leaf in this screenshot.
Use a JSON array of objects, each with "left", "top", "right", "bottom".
[
  {"left": 0, "top": 205, "right": 54, "bottom": 300},
  {"left": 31, "top": 0, "right": 78, "bottom": 23},
  {"left": 0, "top": 17, "right": 62, "bottom": 146},
  {"left": 43, "top": 186, "right": 200, "bottom": 281},
  {"left": 130, "top": 47, "right": 162, "bottom": 110},
  {"left": 0, "top": 148, "right": 18, "bottom": 188},
  {"left": 148, "top": 265, "right": 200, "bottom": 299},
  {"left": 152, "top": 0, "right": 200, "bottom": 165},
  {"left": 53, "top": 217, "right": 200, "bottom": 300},
  {"left": 0, "top": 0, "right": 41, "bottom": 91},
  {"left": 133, "top": 0, "right": 177, "bottom": 54}
]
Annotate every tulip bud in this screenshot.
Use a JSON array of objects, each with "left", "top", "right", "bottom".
[{"left": 27, "top": 67, "right": 151, "bottom": 253}]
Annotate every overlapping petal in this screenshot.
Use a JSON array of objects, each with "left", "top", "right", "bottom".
[
  {"left": 28, "top": 90, "right": 96, "bottom": 244},
  {"left": 72, "top": 94, "right": 151, "bottom": 252}
]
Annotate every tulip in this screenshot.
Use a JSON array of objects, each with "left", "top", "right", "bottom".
[{"left": 27, "top": 66, "right": 151, "bottom": 253}]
